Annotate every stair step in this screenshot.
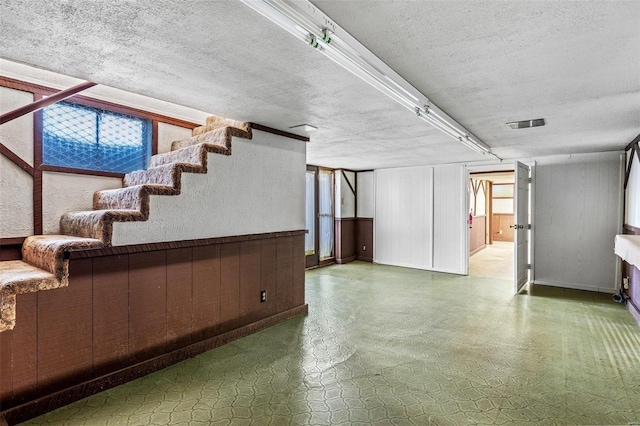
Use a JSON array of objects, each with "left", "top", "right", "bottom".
[
  {"left": 22, "top": 235, "right": 104, "bottom": 279},
  {"left": 149, "top": 144, "right": 207, "bottom": 169},
  {"left": 60, "top": 210, "right": 144, "bottom": 244},
  {"left": 170, "top": 126, "right": 250, "bottom": 152},
  {"left": 123, "top": 163, "right": 205, "bottom": 187},
  {"left": 193, "top": 116, "right": 251, "bottom": 136},
  {"left": 93, "top": 184, "right": 177, "bottom": 212},
  {"left": 0, "top": 260, "right": 60, "bottom": 331}
]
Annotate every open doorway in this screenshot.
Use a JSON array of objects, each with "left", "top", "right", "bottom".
[{"left": 468, "top": 171, "right": 515, "bottom": 280}]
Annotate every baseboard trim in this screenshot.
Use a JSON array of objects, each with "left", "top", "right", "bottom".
[
  {"left": 470, "top": 245, "right": 486, "bottom": 256},
  {"left": 0, "top": 305, "right": 308, "bottom": 426},
  {"left": 336, "top": 255, "right": 357, "bottom": 264},
  {"left": 356, "top": 256, "right": 373, "bottom": 262}
]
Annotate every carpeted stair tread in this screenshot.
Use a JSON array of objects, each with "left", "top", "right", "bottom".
[
  {"left": 60, "top": 210, "right": 145, "bottom": 244},
  {"left": 1, "top": 115, "right": 254, "bottom": 333},
  {"left": 94, "top": 184, "right": 177, "bottom": 212},
  {"left": 22, "top": 235, "right": 104, "bottom": 280},
  {"left": 192, "top": 115, "right": 251, "bottom": 136},
  {"left": 123, "top": 163, "right": 205, "bottom": 187},
  {"left": 0, "top": 260, "right": 60, "bottom": 331},
  {"left": 170, "top": 126, "right": 252, "bottom": 152}
]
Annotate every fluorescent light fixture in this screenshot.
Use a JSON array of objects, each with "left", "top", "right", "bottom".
[
  {"left": 289, "top": 124, "right": 318, "bottom": 132},
  {"left": 240, "top": 0, "right": 501, "bottom": 160}
]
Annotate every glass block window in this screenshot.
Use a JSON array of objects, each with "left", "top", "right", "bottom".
[{"left": 42, "top": 101, "right": 152, "bottom": 173}]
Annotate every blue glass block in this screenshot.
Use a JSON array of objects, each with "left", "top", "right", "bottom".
[{"left": 42, "top": 101, "right": 151, "bottom": 173}]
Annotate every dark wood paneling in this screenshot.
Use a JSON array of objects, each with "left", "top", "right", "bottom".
[
  {"left": 166, "top": 248, "right": 193, "bottom": 351},
  {"left": 492, "top": 213, "right": 514, "bottom": 242},
  {"left": 128, "top": 252, "right": 167, "bottom": 363},
  {"left": 0, "top": 244, "right": 22, "bottom": 261},
  {"left": 335, "top": 218, "right": 356, "bottom": 264},
  {"left": 192, "top": 245, "right": 221, "bottom": 341},
  {"left": 37, "top": 259, "right": 93, "bottom": 393},
  {"left": 276, "top": 237, "right": 294, "bottom": 313},
  {"left": 1, "top": 305, "right": 308, "bottom": 426},
  {"left": 239, "top": 240, "right": 262, "bottom": 326},
  {"left": 356, "top": 218, "right": 373, "bottom": 262},
  {"left": 470, "top": 215, "right": 487, "bottom": 255},
  {"left": 93, "top": 255, "right": 129, "bottom": 375},
  {"left": 220, "top": 243, "right": 240, "bottom": 333},
  {"left": 68, "top": 230, "right": 306, "bottom": 259},
  {"left": 0, "top": 317, "right": 12, "bottom": 403},
  {"left": 261, "top": 238, "right": 277, "bottom": 319},
  {"left": 10, "top": 293, "right": 37, "bottom": 404},
  {"left": 292, "top": 235, "right": 306, "bottom": 307},
  {"left": 40, "top": 165, "right": 125, "bottom": 179}
]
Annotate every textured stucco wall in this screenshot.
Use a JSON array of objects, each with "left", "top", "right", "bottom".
[
  {"left": 0, "top": 157, "right": 34, "bottom": 237},
  {"left": 356, "top": 171, "right": 374, "bottom": 218},
  {"left": 112, "top": 130, "right": 306, "bottom": 245},
  {"left": 42, "top": 172, "right": 122, "bottom": 234},
  {"left": 1, "top": 86, "right": 35, "bottom": 237},
  {"left": 626, "top": 154, "right": 640, "bottom": 228},
  {"left": 335, "top": 170, "right": 355, "bottom": 219},
  {"left": 157, "top": 123, "right": 192, "bottom": 155}
]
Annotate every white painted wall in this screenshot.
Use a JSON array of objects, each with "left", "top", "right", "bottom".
[
  {"left": 534, "top": 152, "right": 622, "bottom": 292},
  {"left": 42, "top": 172, "right": 122, "bottom": 234},
  {"left": 0, "top": 157, "right": 33, "bottom": 237},
  {"left": 335, "top": 170, "right": 355, "bottom": 219},
  {"left": 0, "top": 86, "right": 35, "bottom": 238},
  {"left": 356, "top": 171, "right": 374, "bottom": 218},
  {"left": 626, "top": 154, "right": 640, "bottom": 227},
  {"left": 157, "top": 123, "right": 193, "bottom": 155},
  {"left": 112, "top": 130, "right": 306, "bottom": 245},
  {"left": 433, "top": 165, "right": 467, "bottom": 274}
]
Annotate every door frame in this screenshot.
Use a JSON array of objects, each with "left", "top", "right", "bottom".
[
  {"left": 305, "top": 165, "right": 320, "bottom": 268},
  {"left": 465, "top": 162, "right": 535, "bottom": 285}
]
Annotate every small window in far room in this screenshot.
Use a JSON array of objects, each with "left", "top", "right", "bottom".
[{"left": 42, "top": 101, "right": 152, "bottom": 173}]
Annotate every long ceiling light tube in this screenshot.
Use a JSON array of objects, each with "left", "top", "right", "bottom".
[{"left": 241, "top": 0, "right": 501, "bottom": 160}]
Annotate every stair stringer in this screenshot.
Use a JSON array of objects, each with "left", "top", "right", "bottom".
[{"left": 111, "top": 130, "right": 306, "bottom": 246}]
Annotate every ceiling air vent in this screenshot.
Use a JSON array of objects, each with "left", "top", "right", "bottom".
[{"left": 506, "top": 118, "right": 545, "bottom": 129}]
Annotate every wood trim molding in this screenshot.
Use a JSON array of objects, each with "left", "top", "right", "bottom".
[
  {"left": 0, "top": 76, "right": 201, "bottom": 129},
  {"left": 33, "top": 101, "right": 44, "bottom": 235},
  {"left": 249, "top": 123, "right": 310, "bottom": 142},
  {"left": 0, "top": 237, "right": 26, "bottom": 245},
  {"left": 623, "top": 224, "right": 640, "bottom": 235},
  {"left": 67, "top": 230, "right": 307, "bottom": 259},
  {"left": 0, "top": 143, "right": 34, "bottom": 176},
  {"left": 336, "top": 255, "right": 357, "bottom": 264},
  {"left": 0, "top": 304, "right": 308, "bottom": 426},
  {"left": 624, "top": 144, "right": 637, "bottom": 190},
  {"left": 40, "top": 165, "right": 125, "bottom": 179},
  {"left": 341, "top": 170, "right": 356, "bottom": 195},
  {"left": 624, "top": 133, "right": 640, "bottom": 152},
  {"left": 0, "top": 82, "right": 96, "bottom": 126}
]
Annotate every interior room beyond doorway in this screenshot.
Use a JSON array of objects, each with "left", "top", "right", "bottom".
[{"left": 469, "top": 171, "right": 515, "bottom": 280}]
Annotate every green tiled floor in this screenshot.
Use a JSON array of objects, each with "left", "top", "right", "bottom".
[{"left": 25, "top": 262, "right": 640, "bottom": 425}]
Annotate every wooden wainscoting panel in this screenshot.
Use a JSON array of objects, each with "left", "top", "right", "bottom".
[
  {"left": 239, "top": 240, "right": 262, "bottom": 326},
  {"left": 128, "top": 252, "right": 167, "bottom": 363},
  {"left": 9, "top": 292, "right": 37, "bottom": 405},
  {"left": 470, "top": 215, "right": 487, "bottom": 255},
  {"left": 492, "top": 213, "right": 514, "bottom": 242},
  {"left": 37, "top": 259, "right": 93, "bottom": 393},
  {"left": 335, "top": 218, "right": 356, "bottom": 264},
  {"left": 261, "top": 238, "right": 277, "bottom": 319},
  {"left": 93, "top": 255, "right": 129, "bottom": 375},
  {"left": 0, "top": 244, "right": 23, "bottom": 261},
  {"left": 220, "top": 242, "right": 240, "bottom": 333},
  {"left": 276, "top": 236, "right": 294, "bottom": 313},
  {"left": 192, "top": 245, "right": 221, "bottom": 341},
  {"left": 166, "top": 248, "right": 193, "bottom": 351},
  {"left": 0, "top": 315, "right": 12, "bottom": 403},
  {"left": 292, "top": 234, "right": 305, "bottom": 307},
  {"left": 356, "top": 218, "right": 374, "bottom": 262}
]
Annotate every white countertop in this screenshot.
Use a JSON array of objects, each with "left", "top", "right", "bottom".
[{"left": 614, "top": 234, "right": 640, "bottom": 267}]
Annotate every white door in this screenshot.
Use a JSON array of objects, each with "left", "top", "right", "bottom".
[{"left": 514, "top": 161, "right": 530, "bottom": 293}]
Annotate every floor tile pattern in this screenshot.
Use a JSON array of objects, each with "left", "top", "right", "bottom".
[{"left": 23, "top": 262, "right": 640, "bottom": 425}]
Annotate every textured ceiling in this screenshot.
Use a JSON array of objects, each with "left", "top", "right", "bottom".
[{"left": 1, "top": 1, "right": 639, "bottom": 170}]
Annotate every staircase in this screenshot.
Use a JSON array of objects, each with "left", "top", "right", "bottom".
[{"left": 0, "top": 115, "right": 252, "bottom": 332}]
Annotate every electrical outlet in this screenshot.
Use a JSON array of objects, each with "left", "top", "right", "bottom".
[
  {"left": 623, "top": 277, "right": 629, "bottom": 290},
  {"left": 362, "top": 245, "right": 366, "bottom": 251},
  {"left": 260, "top": 290, "right": 267, "bottom": 303}
]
